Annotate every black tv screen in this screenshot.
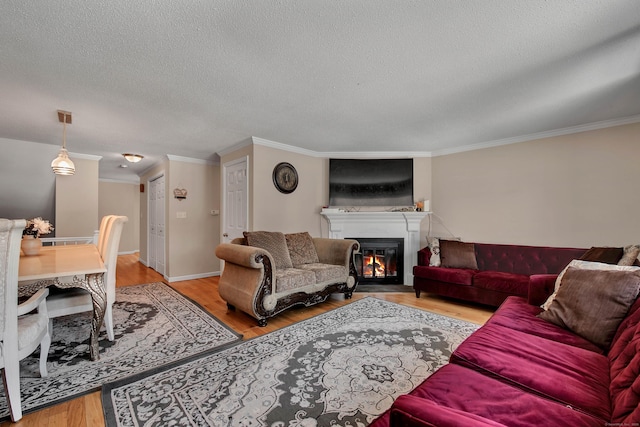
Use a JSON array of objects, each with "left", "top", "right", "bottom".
[{"left": 329, "top": 158, "right": 413, "bottom": 207}]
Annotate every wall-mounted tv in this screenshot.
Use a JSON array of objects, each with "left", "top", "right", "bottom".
[{"left": 329, "top": 158, "right": 413, "bottom": 207}]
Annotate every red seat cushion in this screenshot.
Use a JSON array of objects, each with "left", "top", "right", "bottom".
[
  {"left": 412, "top": 266, "right": 476, "bottom": 286},
  {"left": 487, "top": 297, "right": 603, "bottom": 353},
  {"left": 403, "top": 364, "right": 603, "bottom": 427},
  {"left": 451, "top": 323, "right": 611, "bottom": 421},
  {"left": 472, "top": 271, "right": 529, "bottom": 295}
]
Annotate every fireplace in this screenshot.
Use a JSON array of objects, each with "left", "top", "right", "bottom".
[
  {"left": 351, "top": 237, "right": 404, "bottom": 284},
  {"left": 321, "top": 210, "right": 430, "bottom": 285}
]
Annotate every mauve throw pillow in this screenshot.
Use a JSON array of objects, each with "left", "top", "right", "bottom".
[
  {"left": 285, "top": 232, "right": 319, "bottom": 265},
  {"left": 579, "top": 247, "right": 623, "bottom": 265},
  {"left": 439, "top": 240, "right": 478, "bottom": 270},
  {"left": 244, "top": 231, "right": 293, "bottom": 269},
  {"left": 538, "top": 267, "right": 640, "bottom": 349}
]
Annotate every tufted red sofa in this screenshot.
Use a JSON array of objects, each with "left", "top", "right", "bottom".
[
  {"left": 369, "top": 286, "right": 640, "bottom": 426},
  {"left": 413, "top": 242, "right": 587, "bottom": 307}
]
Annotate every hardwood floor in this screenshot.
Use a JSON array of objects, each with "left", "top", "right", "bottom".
[{"left": 5, "top": 253, "right": 494, "bottom": 426}]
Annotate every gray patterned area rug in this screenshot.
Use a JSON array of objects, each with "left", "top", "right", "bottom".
[
  {"left": 103, "top": 297, "right": 479, "bottom": 427},
  {"left": 0, "top": 282, "right": 241, "bottom": 420}
]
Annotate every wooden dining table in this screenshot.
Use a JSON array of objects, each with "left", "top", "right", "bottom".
[{"left": 18, "top": 244, "right": 107, "bottom": 361}]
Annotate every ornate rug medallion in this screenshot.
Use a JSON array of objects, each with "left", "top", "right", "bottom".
[
  {"left": 0, "top": 282, "right": 241, "bottom": 420},
  {"left": 103, "top": 297, "right": 479, "bottom": 426}
]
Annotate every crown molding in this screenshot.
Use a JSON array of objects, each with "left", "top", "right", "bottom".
[
  {"left": 166, "top": 154, "right": 216, "bottom": 165},
  {"left": 430, "top": 114, "right": 640, "bottom": 157},
  {"left": 324, "top": 151, "right": 431, "bottom": 159},
  {"left": 251, "top": 136, "right": 322, "bottom": 157},
  {"left": 217, "top": 114, "right": 640, "bottom": 160}
]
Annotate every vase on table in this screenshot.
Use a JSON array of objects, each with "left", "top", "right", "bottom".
[{"left": 21, "top": 236, "right": 42, "bottom": 256}]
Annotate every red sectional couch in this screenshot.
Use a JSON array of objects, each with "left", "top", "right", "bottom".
[
  {"left": 370, "top": 290, "right": 640, "bottom": 426},
  {"left": 413, "top": 242, "right": 587, "bottom": 307},
  {"left": 371, "top": 297, "right": 640, "bottom": 427}
]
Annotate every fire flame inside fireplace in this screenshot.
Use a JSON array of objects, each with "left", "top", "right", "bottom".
[{"left": 364, "top": 254, "right": 386, "bottom": 278}]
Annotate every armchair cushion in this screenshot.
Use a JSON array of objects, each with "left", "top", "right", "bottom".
[
  {"left": 274, "top": 268, "right": 316, "bottom": 293},
  {"left": 296, "top": 263, "right": 348, "bottom": 283},
  {"left": 244, "top": 231, "right": 293, "bottom": 269},
  {"left": 285, "top": 232, "right": 319, "bottom": 265}
]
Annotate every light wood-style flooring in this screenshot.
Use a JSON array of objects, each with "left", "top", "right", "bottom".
[{"left": 4, "top": 253, "right": 494, "bottom": 426}]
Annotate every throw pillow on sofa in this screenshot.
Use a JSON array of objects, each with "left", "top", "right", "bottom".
[
  {"left": 285, "top": 232, "right": 319, "bottom": 265},
  {"left": 618, "top": 244, "right": 640, "bottom": 266},
  {"left": 579, "top": 246, "right": 623, "bottom": 264},
  {"left": 428, "top": 237, "right": 441, "bottom": 266},
  {"left": 538, "top": 267, "right": 640, "bottom": 348},
  {"left": 439, "top": 240, "right": 478, "bottom": 270},
  {"left": 541, "top": 260, "right": 640, "bottom": 310},
  {"left": 244, "top": 231, "right": 293, "bottom": 269}
]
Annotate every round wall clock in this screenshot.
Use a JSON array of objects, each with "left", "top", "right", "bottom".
[{"left": 272, "top": 162, "right": 298, "bottom": 194}]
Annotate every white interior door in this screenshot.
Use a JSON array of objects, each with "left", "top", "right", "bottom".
[
  {"left": 148, "top": 174, "right": 166, "bottom": 275},
  {"left": 222, "top": 157, "right": 248, "bottom": 243}
]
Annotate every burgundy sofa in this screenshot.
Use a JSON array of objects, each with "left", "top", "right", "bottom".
[
  {"left": 370, "top": 288, "right": 640, "bottom": 427},
  {"left": 413, "top": 242, "right": 587, "bottom": 307}
]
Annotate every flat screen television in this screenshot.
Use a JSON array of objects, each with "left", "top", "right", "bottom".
[{"left": 329, "top": 158, "right": 413, "bottom": 207}]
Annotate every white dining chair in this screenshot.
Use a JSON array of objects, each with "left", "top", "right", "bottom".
[
  {"left": 0, "top": 218, "right": 51, "bottom": 422},
  {"left": 97, "top": 215, "right": 116, "bottom": 257},
  {"left": 46, "top": 215, "right": 128, "bottom": 342}
]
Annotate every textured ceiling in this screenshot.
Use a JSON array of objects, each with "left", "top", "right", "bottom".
[{"left": 1, "top": 1, "right": 639, "bottom": 181}]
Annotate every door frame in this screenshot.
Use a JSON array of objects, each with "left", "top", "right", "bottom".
[
  {"left": 146, "top": 171, "right": 166, "bottom": 275},
  {"left": 222, "top": 156, "right": 249, "bottom": 243}
]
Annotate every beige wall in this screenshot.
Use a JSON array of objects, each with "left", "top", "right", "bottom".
[
  {"left": 431, "top": 122, "right": 640, "bottom": 248},
  {"left": 98, "top": 181, "right": 140, "bottom": 253},
  {"left": 252, "top": 144, "right": 327, "bottom": 236},
  {"left": 55, "top": 157, "right": 99, "bottom": 237},
  {"left": 166, "top": 158, "right": 221, "bottom": 279},
  {"left": 221, "top": 144, "right": 434, "bottom": 239}
]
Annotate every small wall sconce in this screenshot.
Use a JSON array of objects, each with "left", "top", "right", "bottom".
[{"left": 173, "top": 187, "right": 187, "bottom": 200}]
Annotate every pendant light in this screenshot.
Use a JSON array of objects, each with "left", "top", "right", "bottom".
[{"left": 51, "top": 110, "right": 76, "bottom": 175}]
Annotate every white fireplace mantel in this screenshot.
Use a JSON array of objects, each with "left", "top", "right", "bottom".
[{"left": 321, "top": 210, "right": 430, "bottom": 285}]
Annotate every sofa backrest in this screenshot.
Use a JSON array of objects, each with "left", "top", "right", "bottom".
[
  {"left": 473, "top": 243, "right": 587, "bottom": 276},
  {"left": 608, "top": 296, "right": 640, "bottom": 424}
]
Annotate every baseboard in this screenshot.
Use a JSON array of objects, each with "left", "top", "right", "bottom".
[{"left": 166, "top": 271, "right": 221, "bottom": 283}]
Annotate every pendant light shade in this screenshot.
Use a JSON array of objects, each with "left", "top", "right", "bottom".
[{"left": 52, "top": 110, "right": 75, "bottom": 176}]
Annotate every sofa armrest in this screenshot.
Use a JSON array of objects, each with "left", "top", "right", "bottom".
[
  {"left": 389, "top": 395, "right": 507, "bottom": 427},
  {"left": 418, "top": 246, "right": 432, "bottom": 266},
  {"left": 216, "top": 243, "right": 276, "bottom": 320},
  {"left": 528, "top": 274, "right": 557, "bottom": 306},
  {"left": 313, "top": 238, "right": 359, "bottom": 266},
  {"left": 215, "top": 243, "right": 273, "bottom": 270}
]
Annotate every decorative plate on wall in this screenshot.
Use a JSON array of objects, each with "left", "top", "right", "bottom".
[{"left": 272, "top": 162, "right": 298, "bottom": 194}]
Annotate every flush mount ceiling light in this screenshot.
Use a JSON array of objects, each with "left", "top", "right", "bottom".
[
  {"left": 122, "top": 153, "right": 144, "bottom": 163},
  {"left": 51, "top": 110, "right": 75, "bottom": 175}
]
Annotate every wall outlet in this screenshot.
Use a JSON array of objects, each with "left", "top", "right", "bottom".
[
  {"left": 176, "top": 211, "right": 187, "bottom": 219},
  {"left": 210, "top": 209, "right": 219, "bottom": 216}
]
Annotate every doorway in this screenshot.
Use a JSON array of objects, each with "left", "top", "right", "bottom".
[
  {"left": 148, "top": 174, "right": 165, "bottom": 275},
  {"left": 222, "top": 156, "right": 249, "bottom": 243}
]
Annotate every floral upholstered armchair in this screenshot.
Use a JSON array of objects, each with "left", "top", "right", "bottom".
[{"left": 215, "top": 231, "right": 359, "bottom": 326}]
